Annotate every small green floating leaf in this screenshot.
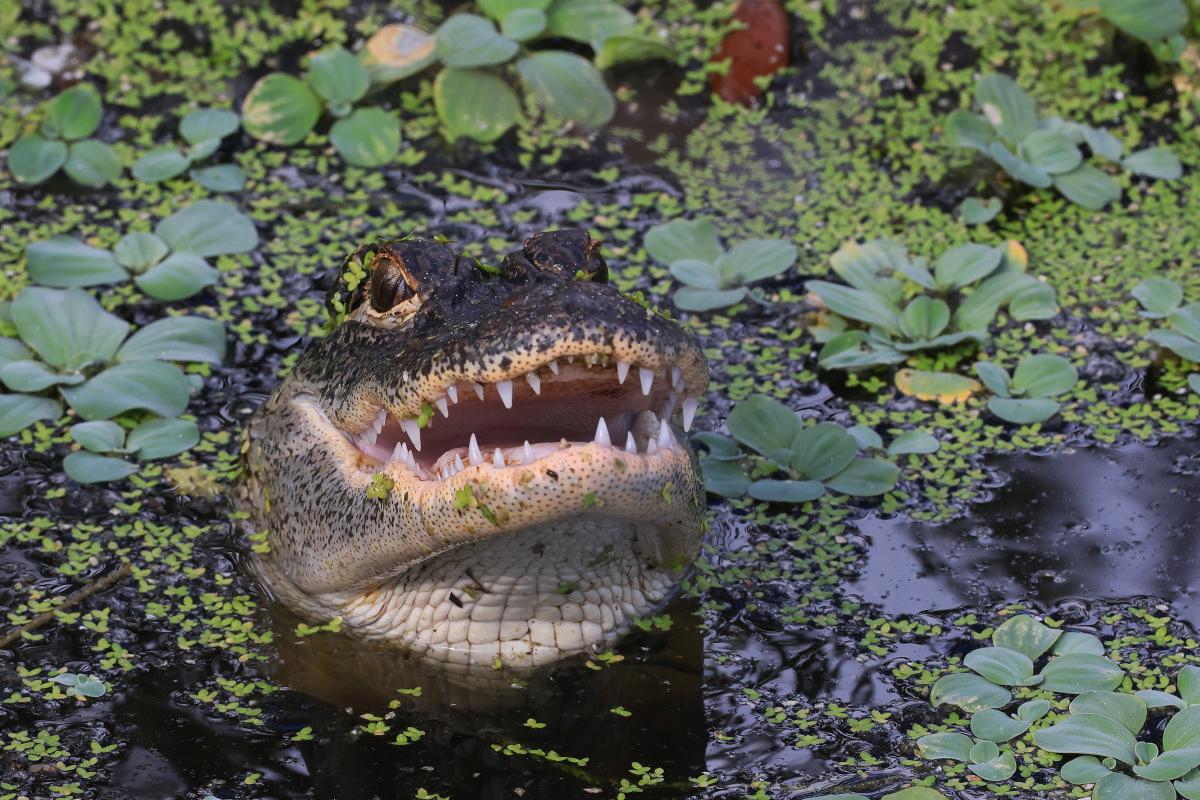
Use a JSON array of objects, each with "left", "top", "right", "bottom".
[
  {"left": 307, "top": 46, "right": 370, "bottom": 111},
  {"left": 180, "top": 108, "right": 239, "bottom": 145},
  {"left": 1011, "top": 353, "right": 1078, "bottom": 398},
  {"left": 1123, "top": 146, "right": 1183, "bottom": 179},
  {"left": 1137, "top": 690, "right": 1186, "bottom": 710},
  {"left": 747, "top": 479, "right": 824, "bottom": 503},
  {"left": 669, "top": 259, "right": 722, "bottom": 289},
  {"left": 0, "top": 394, "right": 63, "bottom": 437},
  {"left": 976, "top": 73, "right": 1037, "bottom": 145},
  {"left": 789, "top": 422, "right": 857, "bottom": 481},
  {"left": 673, "top": 287, "right": 747, "bottom": 311},
  {"left": 26, "top": 236, "right": 127, "bottom": 287},
  {"left": 7, "top": 135, "right": 68, "bottom": 184},
  {"left": 1099, "top": 0, "right": 1187, "bottom": 42},
  {"left": 971, "top": 708, "right": 1031, "bottom": 742},
  {"left": 960, "top": 196, "right": 1001, "bottom": 224},
  {"left": 1016, "top": 698, "right": 1052, "bottom": 722},
  {"left": 974, "top": 362, "right": 1011, "bottom": 397},
  {"left": 1069, "top": 692, "right": 1148, "bottom": 735},
  {"left": 434, "top": 67, "right": 521, "bottom": 144},
  {"left": 1132, "top": 278, "right": 1183, "bottom": 318},
  {"left": 330, "top": 107, "right": 401, "bottom": 167},
  {"left": 11, "top": 287, "right": 129, "bottom": 371},
  {"left": 42, "top": 85, "right": 102, "bottom": 140},
  {"left": 516, "top": 50, "right": 615, "bottom": 127},
  {"left": 594, "top": 34, "right": 675, "bottom": 69},
  {"left": 700, "top": 459, "right": 749, "bottom": 498},
  {"left": 114, "top": 232, "right": 169, "bottom": 273},
  {"left": 1053, "top": 164, "right": 1121, "bottom": 210},
  {"left": 241, "top": 73, "right": 323, "bottom": 146},
  {"left": 132, "top": 148, "right": 191, "bottom": 182},
  {"left": 988, "top": 397, "right": 1060, "bottom": 424},
  {"left": 1134, "top": 748, "right": 1200, "bottom": 782},
  {"left": 886, "top": 430, "right": 939, "bottom": 456},
  {"left": 70, "top": 420, "right": 127, "bottom": 453},
  {"left": 1164, "top": 706, "right": 1200, "bottom": 752},
  {"left": 1035, "top": 713, "right": 1138, "bottom": 764},
  {"left": 1093, "top": 772, "right": 1177, "bottom": 800},
  {"left": 116, "top": 316, "right": 226, "bottom": 365},
  {"left": 993, "top": 615, "right": 1061, "bottom": 660},
  {"left": 436, "top": 15, "right": 519, "bottom": 68},
  {"left": 716, "top": 239, "right": 796, "bottom": 285},
  {"left": 64, "top": 140, "right": 122, "bottom": 187},
  {"left": 1019, "top": 129, "right": 1083, "bottom": 175},
  {"left": 155, "top": 200, "right": 258, "bottom": 257},
  {"left": 190, "top": 164, "right": 246, "bottom": 192},
  {"left": 63, "top": 451, "right": 137, "bottom": 484},
  {"left": 969, "top": 750, "right": 1017, "bottom": 781},
  {"left": 0, "top": 360, "right": 83, "bottom": 392},
  {"left": 929, "top": 672, "right": 1012, "bottom": 712},
  {"left": 944, "top": 109, "right": 995, "bottom": 153},
  {"left": 544, "top": 0, "right": 635, "bottom": 45},
  {"left": 1038, "top": 653, "right": 1125, "bottom": 694},
  {"left": 62, "top": 361, "right": 191, "bottom": 420},
  {"left": 964, "top": 646, "right": 1035, "bottom": 686},
  {"left": 916, "top": 731, "right": 974, "bottom": 762},
  {"left": 502, "top": 8, "right": 547, "bottom": 40},
  {"left": 645, "top": 219, "right": 722, "bottom": 266},
  {"left": 1060, "top": 755, "right": 1113, "bottom": 784},
  {"left": 727, "top": 395, "right": 802, "bottom": 457},
  {"left": 135, "top": 252, "right": 219, "bottom": 301},
  {"left": 127, "top": 417, "right": 200, "bottom": 460}
]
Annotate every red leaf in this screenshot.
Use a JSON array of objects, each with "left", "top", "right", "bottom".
[{"left": 708, "top": 0, "right": 790, "bottom": 106}]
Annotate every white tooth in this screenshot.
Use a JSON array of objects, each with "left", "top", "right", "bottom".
[
  {"left": 469, "top": 433, "right": 484, "bottom": 465},
  {"left": 639, "top": 367, "right": 654, "bottom": 396},
  {"left": 472, "top": 382, "right": 485, "bottom": 401},
  {"left": 496, "top": 379, "right": 513, "bottom": 409},
  {"left": 455, "top": 454, "right": 465, "bottom": 473},
  {"left": 373, "top": 409, "right": 387, "bottom": 434},
  {"left": 671, "top": 367, "right": 682, "bottom": 389},
  {"left": 658, "top": 421, "right": 674, "bottom": 449},
  {"left": 360, "top": 427, "right": 378, "bottom": 447},
  {"left": 526, "top": 372, "right": 541, "bottom": 395},
  {"left": 435, "top": 397, "right": 449, "bottom": 417},
  {"left": 400, "top": 419, "right": 422, "bottom": 451},
  {"left": 646, "top": 436, "right": 658, "bottom": 454},
  {"left": 594, "top": 417, "right": 611, "bottom": 447},
  {"left": 682, "top": 397, "right": 698, "bottom": 432},
  {"left": 447, "top": 385, "right": 458, "bottom": 404},
  {"left": 389, "top": 442, "right": 404, "bottom": 463},
  {"left": 616, "top": 361, "right": 630, "bottom": 384},
  {"left": 625, "top": 432, "right": 637, "bottom": 454},
  {"left": 547, "top": 360, "right": 559, "bottom": 375},
  {"left": 523, "top": 440, "right": 535, "bottom": 464},
  {"left": 493, "top": 448, "right": 505, "bottom": 468}
]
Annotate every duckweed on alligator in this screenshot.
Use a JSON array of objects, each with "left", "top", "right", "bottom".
[{"left": 1, "top": 0, "right": 1199, "bottom": 798}]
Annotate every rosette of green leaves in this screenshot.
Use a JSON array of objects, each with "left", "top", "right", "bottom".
[
  {"left": 65, "top": 417, "right": 201, "bottom": 483},
  {"left": 1097, "top": 0, "right": 1189, "bottom": 62},
  {"left": 643, "top": 218, "right": 796, "bottom": 311},
  {"left": 7, "top": 84, "right": 122, "bottom": 187},
  {"left": 241, "top": 46, "right": 401, "bottom": 167},
  {"left": 945, "top": 73, "right": 1181, "bottom": 210},
  {"left": 974, "top": 354, "right": 1078, "bottom": 424},
  {"left": 25, "top": 200, "right": 258, "bottom": 301},
  {"left": 132, "top": 108, "right": 244, "bottom": 191},
  {"left": 807, "top": 238, "right": 1058, "bottom": 370},
  {"left": 0, "top": 287, "right": 224, "bottom": 441},
  {"left": 694, "top": 395, "right": 920, "bottom": 502},
  {"left": 1133, "top": 278, "right": 1200, "bottom": 394},
  {"left": 432, "top": 0, "right": 673, "bottom": 142}
]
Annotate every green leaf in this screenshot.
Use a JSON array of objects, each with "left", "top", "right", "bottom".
[
  {"left": 1093, "top": 773, "right": 1178, "bottom": 800},
  {"left": 114, "top": 232, "right": 169, "bottom": 273},
  {"left": 818, "top": 331, "right": 907, "bottom": 370},
  {"left": 42, "top": 85, "right": 102, "bottom": 140},
  {"left": 1149, "top": 329, "right": 1200, "bottom": 362},
  {"left": 306, "top": 47, "right": 370, "bottom": 111},
  {"left": 180, "top": 108, "right": 239, "bottom": 144},
  {"left": 1135, "top": 749, "right": 1200, "bottom": 782},
  {"left": 954, "top": 271, "right": 1034, "bottom": 331},
  {"left": 1099, "top": 0, "right": 1187, "bottom": 42},
  {"left": 692, "top": 432, "right": 740, "bottom": 460},
  {"left": 1081, "top": 124, "right": 1126, "bottom": 161},
  {"left": 788, "top": 422, "right": 857, "bottom": 480},
  {"left": 241, "top": 73, "right": 323, "bottom": 146},
  {"left": 544, "top": 0, "right": 635, "bottom": 46},
  {"left": 186, "top": 137, "right": 221, "bottom": 161},
  {"left": 1034, "top": 713, "right": 1138, "bottom": 764},
  {"left": 1016, "top": 698, "right": 1052, "bottom": 722},
  {"left": 7, "top": 135, "right": 68, "bottom": 184},
  {"left": 1123, "top": 146, "right": 1182, "bottom": 179},
  {"left": 917, "top": 731, "right": 974, "bottom": 761},
  {"left": 63, "top": 452, "right": 137, "bottom": 484},
  {"left": 976, "top": 73, "right": 1038, "bottom": 144},
  {"left": 361, "top": 23, "right": 439, "bottom": 85},
  {"left": 62, "top": 361, "right": 190, "bottom": 420},
  {"left": 993, "top": 614, "right": 1062, "bottom": 659},
  {"left": 805, "top": 280, "right": 901, "bottom": 336},
  {"left": 1137, "top": 690, "right": 1186, "bottom": 710},
  {"left": 1038, "top": 653, "right": 1125, "bottom": 694},
  {"left": 1061, "top": 755, "right": 1113, "bottom": 784},
  {"left": 898, "top": 296, "right": 950, "bottom": 341},
  {"left": 134, "top": 253, "right": 219, "bottom": 301},
  {"left": 11, "top": 287, "right": 129, "bottom": 371},
  {"left": 595, "top": 34, "right": 676, "bottom": 69},
  {"left": 64, "top": 140, "right": 122, "bottom": 187},
  {"left": 929, "top": 672, "right": 1012, "bottom": 712},
  {"left": 727, "top": 396, "right": 802, "bottom": 456},
  {"left": 747, "top": 479, "right": 824, "bottom": 503},
  {"left": 1070, "top": 692, "right": 1148, "bottom": 735},
  {"left": 1132, "top": 278, "right": 1183, "bottom": 318},
  {"left": 1165, "top": 707, "right": 1200, "bottom": 752},
  {"left": 132, "top": 148, "right": 190, "bottom": 182},
  {"left": 0, "top": 338, "right": 32, "bottom": 370},
  {"left": 964, "top": 646, "right": 1035, "bottom": 686},
  {"left": 0, "top": 360, "right": 83, "bottom": 392},
  {"left": 479, "top": 0, "right": 551, "bottom": 20},
  {"left": 127, "top": 417, "right": 199, "bottom": 460},
  {"left": 1053, "top": 631, "right": 1106, "bottom": 656},
  {"left": 700, "top": 458, "right": 749, "bottom": 497},
  {"left": 1178, "top": 768, "right": 1200, "bottom": 800},
  {"left": 970, "top": 709, "right": 1032, "bottom": 742},
  {"left": 825, "top": 458, "right": 899, "bottom": 497},
  {"left": 155, "top": 200, "right": 258, "bottom": 257},
  {"left": 1053, "top": 164, "right": 1121, "bottom": 210},
  {"left": 672, "top": 287, "right": 747, "bottom": 311},
  {"left": 117, "top": 316, "right": 225, "bottom": 364},
  {"left": 190, "top": 164, "right": 246, "bottom": 193},
  {"left": 434, "top": 67, "right": 521, "bottom": 144},
  {"left": 26, "top": 236, "right": 127, "bottom": 288},
  {"left": 894, "top": 368, "right": 981, "bottom": 403},
  {"left": 846, "top": 425, "right": 884, "bottom": 451},
  {"left": 436, "top": 15, "right": 519, "bottom": 68},
  {"left": 961, "top": 196, "right": 1001, "bottom": 224},
  {"left": 1011, "top": 353, "right": 1077, "bottom": 398},
  {"left": 886, "top": 430, "right": 939, "bottom": 456},
  {"left": 717, "top": 239, "right": 796, "bottom": 285},
  {"left": 988, "top": 397, "right": 1060, "bottom": 424},
  {"left": 71, "top": 420, "right": 127, "bottom": 453},
  {"left": 1008, "top": 280, "right": 1059, "bottom": 321},
  {"left": 502, "top": 8, "right": 547, "bottom": 40},
  {"left": 830, "top": 239, "right": 910, "bottom": 290},
  {"left": 669, "top": 259, "right": 722, "bottom": 289},
  {"left": 0, "top": 394, "right": 62, "bottom": 436},
  {"left": 989, "top": 141, "right": 1051, "bottom": 188},
  {"left": 1179, "top": 666, "right": 1200, "bottom": 706},
  {"left": 974, "top": 362, "right": 1012, "bottom": 397},
  {"left": 516, "top": 51, "right": 615, "bottom": 127},
  {"left": 329, "top": 107, "right": 400, "bottom": 167},
  {"left": 944, "top": 109, "right": 995, "bottom": 153},
  {"left": 646, "top": 219, "right": 722, "bottom": 266},
  {"left": 1020, "top": 129, "right": 1083, "bottom": 174},
  {"left": 968, "top": 750, "right": 1017, "bottom": 782}
]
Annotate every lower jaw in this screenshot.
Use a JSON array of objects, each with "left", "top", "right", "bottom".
[{"left": 268, "top": 517, "right": 686, "bottom": 670}]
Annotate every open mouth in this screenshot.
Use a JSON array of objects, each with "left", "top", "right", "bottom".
[{"left": 328, "top": 353, "right": 701, "bottom": 482}]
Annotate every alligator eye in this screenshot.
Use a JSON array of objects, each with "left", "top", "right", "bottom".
[{"left": 370, "top": 259, "right": 416, "bottom": 312}]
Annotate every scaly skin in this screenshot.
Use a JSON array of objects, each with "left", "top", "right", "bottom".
[{"left": 240, "top": 231, "right": 709, "bottom": 669}]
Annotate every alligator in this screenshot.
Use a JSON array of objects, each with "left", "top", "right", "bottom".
[{"left": 240, "top": 230, "right": 709, "bottom": 670}]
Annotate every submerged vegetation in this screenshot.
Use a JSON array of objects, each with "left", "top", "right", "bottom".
[{"left": 1, "top": 0, "right": 1199, "bottom": 797}]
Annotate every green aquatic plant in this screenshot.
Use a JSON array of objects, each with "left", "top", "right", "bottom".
[
  {"left": 131, "top": 107, "right": 244, "bottom": 191},
  {"left": 49, "top": 672, "right": 107, "bottom": 700},
  {"left": 0, "top": 287, "right": 224, "bottom": 438},
  {"left": 974, "top": 353, "right": 1079, "bottom": 424},
  {"left": 1133, "top": 278, "right": 1200, "bottom": 394},
  {"left": 807, "top": 238, "right": 1057, "bottom": 370},
  {"left": 25, "top": 200, "right": 258, "bottom": 301},
  {"left": 1094, "top": 0, "right": 1190, "bottom": 61},
  {"left": 431, "top": 0, "right": 673, "bottom": 142},
  {"left": 241, "top": 46, "right": 400, "bottom": 166},
  {"left": 7, "top": 84, "right": 122, "bottom": 187},
  {"left": 65, "top": 418, "right": 200, "bottom": 483},
  {"left": 695, "top": 395, "right": 926, "bottom": 502},
  {"left": 643, "top": 218, "right": 796, "bottom": 311},
  {"left": 945, "top": 73, "right": 1181, "bottom": 210}
]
